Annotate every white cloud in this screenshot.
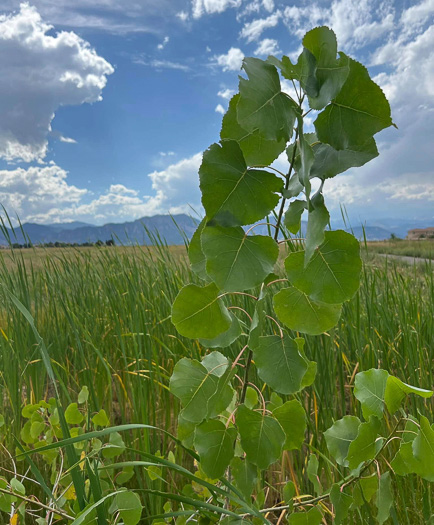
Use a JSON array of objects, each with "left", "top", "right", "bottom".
[
  {"left": 0, "top": 153, "right": 204, "bottom": 224},
  {"left": 192, "top": 0, "right": 242, "bottom": 18},
  {"left": 0, "top": 4, "right": 113, "bottom": 163},
  {"left": 254, "top": 38, "right": 281, "bottom": 56},
  {"left": 214, "top": 47, "right": 244, "bottom": 71},
  {"left": 240, "top": 11, "right": 281, "bottom": 43},
  {"left": 262, "top": 0, "right": 274, "bottom": 13},
  {"left": 176, "top": 11, "right": 189, "bottom": 21},
  {"left": 157, "top": 36, "right": 169, "bottom": 50},
  {"left": 217, "top": 88, "right": 236, "bottom": 100},
  {"left": 215, "top": 103, "right": 225, "bottom": 114},
  {"left": 133, "top": 57, "right": 190, "bottom": 71},
  {"left": 282, "top": 0, "right": 395, "bottom": 51}
]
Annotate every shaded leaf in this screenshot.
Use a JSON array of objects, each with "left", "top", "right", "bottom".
[
  {"left": 199, "top": 312, "right": 242, "bottom": 348},
  {"left": 221, "top": 94, "right": 287, "bottom": 166},
  {"left": 172, "top": 283, "right": 231, "bottom": 340},
  {"left": 305, "top": 190, "right": 330, "bottom": 264},
  {"left": 288, "top": 507, "right": 323, "bottom": 524},
  {"left": 194, "top": 420, "right": 237, "bottom": 479},
  {"left": 351, "top": 474, "right": 378, "bottom": 508},
  {"left": 273, "top": 286, "right": 342, "bottom": 335},
  {"left": 273, "top": 400, "right": 306, "bottom": 450},
  {"left": 375, "top": 472, "right": 393, "bottom": 525},
  {"left": 92, "top": 409, "right": 110, "bottom": 428},
  {"left": 248, "top": 287, "right": 267, "bottom": 350},
  {"left": 347, "top": 416, "right": 381, "bottom": 470},
  {"left": 354, "top": 369, "right": 388, "bottom": 420},
  {"left": 302, "top": 26, "right": 350, "bottom": 110},
  {"left": 307, "top": 455, "right": 321, "bottom": 495},
  {"left": 169, "top": 358, "right": 219, "bottom": 424},
  {"left": 284, "top": 200, "right": 306, "bottom": 234},
  {"left": 115, "top": 491, "right": 142, "bottom": 525},
  {"left": 324, "top": 415, "right": 360, "bottom": 467},
  {"left": 384, "top": 376, "right": 432, "bottom": 415},
  {"left": 236, "top": 405, "right": 285, "bottom": 470},
  {"left": 254, "top": 334, "right": 308, "bottom": 395},
  {"left": 412, "top": 415, "right": 434, "bottom": 481},
  {"left": 65, "top": 403, "right": 84, "bottom": 425},
  {"left": 230, "top": 457, "right": 257, "bottom": 500},
  {"left": 78, "top": 386, "right": 89, "bottom": 404},
  {"left": 237, "top": 57, "right": 297, "bottom": 142},
  {"left": 310, "top": 139, "right": 378, "bottom": 180},
  {"left": 330, "top": 484, "right": 353, "bottom": 525},
  {"left": 314, "top": 57, "right": 393, "bottom": 150},
  {"left": 102, "top": 432, "right": 126, "bottom": 459},
  {"left": 202, "top": 224, "right": 279, "bottom": 292},
  {"left": 200, "top": 140, "right": 283, "bottom": 226},
  {"left": 188, "top": 219, "right": 209, "bottom": 281},
  {"left": 285, "top": 230, "right": 361, "bottom": 304}
]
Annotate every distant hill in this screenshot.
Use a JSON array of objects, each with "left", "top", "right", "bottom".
[
  {"left": 0, "top": 213, "right": 427, "bottom": 246},
  {"left": 0, "top": 214, "right": 198, "bottom": 246}
]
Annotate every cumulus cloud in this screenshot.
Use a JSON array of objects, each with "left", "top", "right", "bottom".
[
  {"left": 192, "top": 0, "right": 242, "bottom": 18},
  {"left": 254, "top": 38, "right": 281, "bottom": 56},
  {"left": 218, "top": 88, "right": 236, "bottom": 100},
  {"left": 214, "top": 47, "right": 244, "bottom": 71},
  {"left": 215, "top": 104, "right": 225, "bottom": 114},
  {"left": 157, "top": 36, "right": 169, "bottom": 50},
  {"left": 0, "top": 154, "right": 204, "bottom": 224},
  {"left": 240, "top": 10, "right": 281, "bottom": 43},
  {"left": 0, "top": 4, "right": 113, "bottom": 163},
  {"left": 282, "top": 0, "right": 394, "bottom": 51}
]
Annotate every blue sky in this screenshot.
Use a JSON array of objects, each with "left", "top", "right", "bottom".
[{"left": 0, "top": 0, "right": 432, "bottom": 225}]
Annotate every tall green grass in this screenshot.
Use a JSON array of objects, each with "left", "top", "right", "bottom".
[{"left": 0, "top": 238, "right": 432, "bottom": 522}]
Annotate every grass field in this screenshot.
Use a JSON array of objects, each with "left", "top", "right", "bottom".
[
  {"left": 0, "top": 242, "right": 433, "bottom": 523},
  {"left": 366, "top": 239, "right": 434, "bottom": 260}
]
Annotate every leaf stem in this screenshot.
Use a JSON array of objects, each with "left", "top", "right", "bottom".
[
  {"left": 274, "top": 127, "right": 299, "bottom": 241},
  {"left": 240, "top": 350, "right": 254, "bottom": 405},
  {"left": 0, "top": 487, "right": 74, "bottom": 521}
]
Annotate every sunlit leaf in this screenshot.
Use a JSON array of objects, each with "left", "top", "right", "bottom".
[
  {"left": 324, "top": 415, "right": 360, "bottom": 467},
  {"left": 346, "top": 416, "right": 381, "bottom": 470},
  {"left": 305, "top": 190, "right": 330, "bottom": 264},
  {"left": 273, "top": 400, "right": 306, "bottom": 450},
  {"left": 354, "top": 369, "right": 388, "bottom": 419},
  {"left": 194, "top": 420, "right": 237, "bottom": 479}
]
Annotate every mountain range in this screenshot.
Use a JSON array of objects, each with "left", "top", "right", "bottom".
[{"left": 0, "top": 214, "right": 431, "bottom": 246}]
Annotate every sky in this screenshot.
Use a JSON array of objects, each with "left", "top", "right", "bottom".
[{"left": 0, "top": 0, "right": 432, "bottom": 226}]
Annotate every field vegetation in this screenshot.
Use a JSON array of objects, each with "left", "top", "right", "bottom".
[
  {"left": 0, "top": 241, "right": 432, "bottom": 523},
  {"left": 366, "top": 239, "right": 434, "bottom": 260}
]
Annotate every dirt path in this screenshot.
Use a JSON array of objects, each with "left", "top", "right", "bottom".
[{"left": 377, "top": 253, "right": 433, "bottom": 265}]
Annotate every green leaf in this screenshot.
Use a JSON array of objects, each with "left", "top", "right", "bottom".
[
  {"left": 172, "top": 283, "right": 231, "bottom": 340},
  {"left": 307, "top": 455, "right": 321, "bottom": 495},
  {"left": 304, "top": 190, "right": 330, "bottom": 264},
  {"left": 236, "top": 405, "right": 285, "bottom": 470},
  {"left": 202, "top": 352, "right": 236, "bottom": 418},
  {"left": 295, "top": 123, "right": 315, "bottom": 198},
  {"left": 288, "top": 507, "right": 323, "bottom": 524},
  {"left": 194, "top": 420, "right": 237, "bottom": 479},
  {"left": 384, "top": 376, "right": 433, "bottom": 414},
  {"left": 177, "top": 413, "right": 196, "bottom": 448},
  {"left": 282, "top": 173, "right": 303, "bottom": 199},
  {"left": 285, "top": 230, "right": 361, "bottom": 304},
  {"left": 10, "top": 477, "right": 25, "bottom": 495},
  {"left": 351, "top": 474, "right": 378, "bottom": 508},
  {"left": 375, "top": 472, "right": 393, "bottom": 525},
  {"left": 230, "top": 457, "right": 257, "bottom": 500},
  {"left": 284, "top": 200, "right": 306, "bottom": 234},
  {"left": 78, "top": 386, "right": 89, "bottom": 404},
  {"left": 0, "top": 414, "right": 4, "bottom": 428},
  {"left": 283, "top": 481, "right": 295, "bottom": 508},
  {"left": 412, "top": 415, "right": 434, "bottom": 481},
  {"left": 92, "top": 409, "right": 110, "bottom": 428},
  {"left": 324, "top": 415, "right": 360, "bottom": 467},
  {"left": 244, "top": 386, "right": 259, "bottom": 410},
  {"left": 302, "top": 26, "right": 350, "bottom": 110},
  {"left": 199, "top": 140, "right": 283, "bottom": 226},
  {"left": 65, "top": 403, "right": 84, "bottom": 425},
  {"left": 201, "top": 224, "right": 279, "bottom": 292},
  {"left": 102, "top": 432, "right": 126, "bottom": 459},
  {"left": 253, "top": 334, "right": 308, "bottom": 394},
  {"left": 346, "top": 416, "right": 381, "bottom": 470},
  {"left": 314, "top": 57, "right": 393, "bottom": 150},
  {"left": 273, "top": 400, "right": 306, "bottom": 450},
  {"left": 169, "top": 358, "right": 219, "bottom": 424},
  {"left": 200, "top": 312, "right": 242, "bottom": 348},
  {"left": 248, "top": 287, "right": 267, "bottom": 350},
  {"left": 310, "top": 138, "right": 378, "bottom": 180},
  {"left": 188, "top": 219, "right": 209, "bottom": 281},
  {"left": 115, "top": 491, "right": 142, "bottom": 525},
  {"left": 330, "top": 484, "right": 353, "bottom": 525},
  {"left": 237, "top": 57, "right": 297, "bottom": 142},
  {"left": 269, "top": 52, "right": 317, "bottom": 98},
  {"left": 273, "top": 286, "right": 342, "bottom": 335},
  {"left": 221, "top": 94, "right": 287, "bottom": 166},
  {"left": 354, "top": 369, "right": 388, "bottom": 420}
]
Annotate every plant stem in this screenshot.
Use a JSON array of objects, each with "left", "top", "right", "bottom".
[
  {"left": 0, "top": 487, "right": 74, "bottom": 521},
  {"left": 274, "top": 127, "right": 299, "bottom": 241},
  {"left": 240, "top": 350, "right": 253, "bottom": 404}
]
